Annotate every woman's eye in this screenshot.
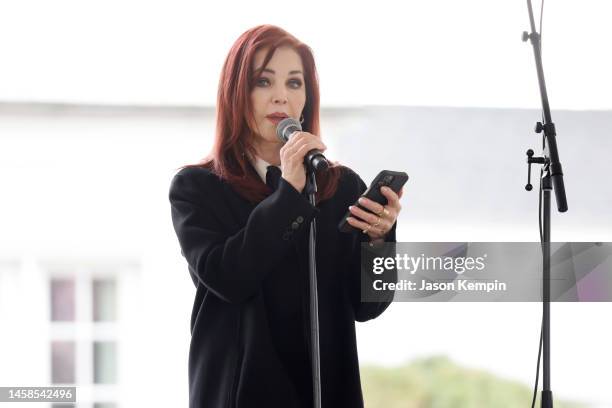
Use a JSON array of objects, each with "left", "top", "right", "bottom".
[
  {"left": 256, "top": 78, "right": 270, "bottom": 87},
  {"left": 289, "top": 79, "right": 303, "bottom": 89}
]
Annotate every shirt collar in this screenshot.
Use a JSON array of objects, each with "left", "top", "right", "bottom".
[{"left": 249, "top": 154, "right": 280, "bottom": 183}]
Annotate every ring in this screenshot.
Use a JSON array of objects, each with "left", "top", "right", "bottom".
[
  {"left": 382, "top": 207, "right": 390, "bottom": 216},
  {"left": 362, "top": 224, "right": 371, "bottom": 234}
]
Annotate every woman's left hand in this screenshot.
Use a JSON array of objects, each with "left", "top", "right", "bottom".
[{"left": 347, "top": 186, "right": 403, "bottom": 240}]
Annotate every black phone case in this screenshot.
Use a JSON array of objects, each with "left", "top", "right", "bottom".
[{"left": 338, "top": 170, "right": 408, "bottom": 234}]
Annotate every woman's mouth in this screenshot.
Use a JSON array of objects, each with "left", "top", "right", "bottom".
[
  {"left": 267, "top": 117, "right": 284, "bottom": 126},
  {"left": 266, "top": 113, "right": 289, "bottom": 126}
]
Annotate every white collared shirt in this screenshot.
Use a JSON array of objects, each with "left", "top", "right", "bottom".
[{"left": 250, "top": 154, "right": 281, "bottom": 183}]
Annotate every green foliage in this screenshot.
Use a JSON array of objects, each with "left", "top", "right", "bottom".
[{"left": 360, "top": 356, "right": 586, "bottom": 408}]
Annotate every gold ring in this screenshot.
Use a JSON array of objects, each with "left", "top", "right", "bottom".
[
  {"left": 362, "top": 224, "right": 371, "bottom": 234},
  {"left": 382, "top": 207, "right": 390, "bottom": 216},
  {"left": 373, "top": 217, "right": 381, "bottom": 228}
]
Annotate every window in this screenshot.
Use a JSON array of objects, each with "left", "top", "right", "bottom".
[
  {"left": 51, "top": 340, "right": 75, "bottom": 384},
  {"left": 49, "top": 271, "right": 122, "bottom": 407},
  {"left": 51, "top": 279, "right": 75, "bottom": 321},
  {"left": 93, "top": 279, "right": 116, "bottom": 322},
  {"left": 93, "top": 341, "right": 117, "bottom": 384}
]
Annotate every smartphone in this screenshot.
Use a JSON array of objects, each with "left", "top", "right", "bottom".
[{"left": 338, "top": 170, "right": 408, "bottom": 234}]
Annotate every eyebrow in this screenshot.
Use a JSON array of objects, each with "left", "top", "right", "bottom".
[{"left": 254, "top": 67, "right": 303, "bottom": 75}]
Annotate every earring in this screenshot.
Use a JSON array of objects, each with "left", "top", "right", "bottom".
[{"left": 299, "top": 114, "right": 304, "bottom": 124}]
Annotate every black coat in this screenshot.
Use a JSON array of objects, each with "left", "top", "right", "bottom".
[{"left": 169, "top": 164, "right": 396, "bottom": 408}]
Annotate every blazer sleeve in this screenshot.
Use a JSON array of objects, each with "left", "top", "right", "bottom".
[
  {"left": 346, "top": 172, "right": 398, "bottom": 322},
  {"left": 169, "top": 168, "right": 320, "bottom": 304}
]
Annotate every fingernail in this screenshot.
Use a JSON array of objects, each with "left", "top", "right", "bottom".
[
  {"left": 358, "top": 197, "right": 365, "bottom": 203},
  {"left": 348, "top": 205, "right": 353, "bottom": 210}
]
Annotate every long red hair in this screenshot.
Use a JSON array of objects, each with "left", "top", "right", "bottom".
[{"left": 177, "top": 24, "right": 342, "bottom": 204}]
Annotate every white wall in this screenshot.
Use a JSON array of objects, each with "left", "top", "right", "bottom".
[{"left": 1, "top": 104, "right": 611, "bottom": 406}]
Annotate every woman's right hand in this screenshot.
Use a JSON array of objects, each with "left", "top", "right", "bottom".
[{"left": 279, "top": 131, "right": 327, "bottom": 193}]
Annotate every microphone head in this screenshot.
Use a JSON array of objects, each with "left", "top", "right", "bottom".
[{"left": 276, "top": 117, "right": 302, "bottom": 143}]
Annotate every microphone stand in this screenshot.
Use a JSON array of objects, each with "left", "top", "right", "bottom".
[
  {"left": 304, "top": 164, "right": 322, "bottom": 408},
  {"left": 523, "top": 1, "right": 569, "bottom": 407},
  {"left": 277, "top": 118, "right": 328, "bottom": 408}
]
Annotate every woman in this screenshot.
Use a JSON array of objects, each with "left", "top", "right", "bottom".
[{"left": 169, "top": 24, "right": 403, "bottom": 408}]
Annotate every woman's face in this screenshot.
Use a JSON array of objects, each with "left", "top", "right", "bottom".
[{"left": 250, "top": 46, "right": 306, "bottom": 145}]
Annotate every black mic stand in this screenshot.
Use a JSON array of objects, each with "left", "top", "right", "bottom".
[
  {"left": 304, "top": 164, "right": 322, "bottom": 408},
  {"left": 523, "top": 1, "right": 569, "bottom": 407}
]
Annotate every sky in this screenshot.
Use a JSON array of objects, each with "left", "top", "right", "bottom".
[{"left": 0, "top": 0, "right": 611, "bottom": 110}]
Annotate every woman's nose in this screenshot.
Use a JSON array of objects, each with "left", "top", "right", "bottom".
[{"left": 272, "top": 87, "right": 288, "bottom": 104}]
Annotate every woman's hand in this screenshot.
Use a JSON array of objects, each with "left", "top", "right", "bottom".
[
  {"left": 279, "top": 131, "right": 327, "bottom": 193},
  {"left": 347, "top": 186, "right": 403, "bottom": 241}
]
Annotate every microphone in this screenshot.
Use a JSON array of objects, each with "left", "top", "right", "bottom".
[{"left": 276, "top": 117, "right": 329, "bottom": 172}]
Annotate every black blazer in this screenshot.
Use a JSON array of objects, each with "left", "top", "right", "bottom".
[{"left": 169, "top": 164, "right": 396, "bottom": 408}]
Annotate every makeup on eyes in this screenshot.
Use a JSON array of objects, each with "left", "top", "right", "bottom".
[{"left": 255, "top": 77, "right": 303, "bottom": 88}]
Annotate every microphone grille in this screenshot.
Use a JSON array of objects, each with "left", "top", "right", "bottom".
[{"left": 276, "top": 117, "right": 302, "bottom": 143}]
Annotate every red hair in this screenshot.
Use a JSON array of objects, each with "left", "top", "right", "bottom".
[{"left": 177, "top": 24, "right": 342, "bottom": 204}]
